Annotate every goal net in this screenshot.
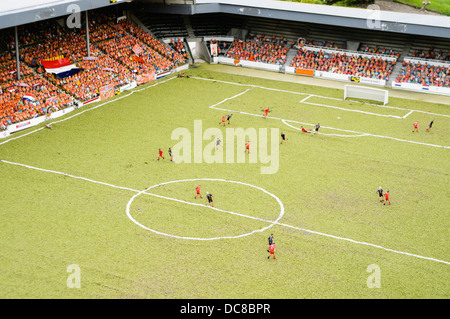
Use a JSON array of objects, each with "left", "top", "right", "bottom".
[{"left": 344, "top": 85, "right": 389, "bottom": 105}]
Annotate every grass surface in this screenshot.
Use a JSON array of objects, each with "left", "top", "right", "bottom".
[
  {"left": 394, "top": 0, "right": 450, "bottom": 15},
  {"left": 1, "top": 67, "right": 449, "bottom": 298}
]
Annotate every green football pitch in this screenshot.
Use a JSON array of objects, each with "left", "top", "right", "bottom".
[{"left": 1, "top": 66, "right": 449, "bottom": 298}]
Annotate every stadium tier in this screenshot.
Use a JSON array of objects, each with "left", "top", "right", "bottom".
[
  {"left": 225, "top": 39, "right": 290, "bottom": 66},
  {"left": 0, "top": 10, "right": 189, "bottom": 132},
  {"left": 290, "top": 48, "right": 396, "bottom": 81},
  {"left": 395, "top": 60, "right": 450, "bottom": 87}
]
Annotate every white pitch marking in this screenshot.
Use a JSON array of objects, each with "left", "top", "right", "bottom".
[
  {"left": 282, "top": 120, "right": 368, "bottom": 137},
  {"left": 209, "top": 89, "right": 252, "bottom": 109},
  {"left": 300, "top": 95, "right": 313, "bottom": 103},
  {"left": 301, "top": 100, "right": 403, "bottom": 119},
  {"left": 127, "top": 178, "right": 285, "bottom": 240},
  {"left": 192, "top": 75, "right": 450, "bottom": 118},
  {"left": 201, "top": 81, "right": 450, "bottom": 149},
  {"left": 1, "top": 158, "right": 450, "bottom": 266},
  {"left": 402, "top": 110, "right": 414, "bottom": 119}
]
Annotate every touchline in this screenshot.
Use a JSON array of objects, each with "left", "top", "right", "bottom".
[{"left": 171, "top": 120, "right": 280, "bottom": 174}]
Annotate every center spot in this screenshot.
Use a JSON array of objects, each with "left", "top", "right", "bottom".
[{"left": 125, "top": 178, "right": 284, "bottom": 240}]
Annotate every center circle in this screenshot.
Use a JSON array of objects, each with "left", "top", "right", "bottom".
[{"left": 125, "top": 178, "right": 284, "bottom": 240}]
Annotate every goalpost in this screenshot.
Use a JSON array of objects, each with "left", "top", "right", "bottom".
[{"left": 344, "top": 85, "right": 389, "bottom": 105}]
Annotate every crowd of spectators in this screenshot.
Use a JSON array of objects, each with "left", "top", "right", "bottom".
[
  {"left": 82, "top": 14, "right": 127, "bottom": 43},
  {"left": 305, "top": 40, "right": 343, "bottom": 50},
  {"left": 169, "top": 38, "right": 188, "bottom": 61},
  {"left": 0, "top": 73, "right": 74, "bottom": 130},
  {"left": 0, "top": 54, "right": 34, "bottom": 83},
  {"left": 410, "top": 47, "right": 450, "bottom": 61},
  {"left": 246, "top": 34, "right": 295, "bottom": 48},
  {"left": 360, "top": 45, "right": 400, "bottom": 58},
  {"left": 48, "top": 54, "right": 135, "bottom": 102},
  {"left": 119, "top": 19, "right": 185, "bottom": 67},
  {"left": 290, "top": 49, "right": 395, "bottom": 80},
  {"left": 1, "top": 20, "right": 61, "bottom": 52},
  {"left": 20, "top": 31, "right": 101, "bottom": 68},
  {"left": 395, "top": 61, "right": 450, "bottom": 87},
  {"left": 97, "top": 34, "right": 158, "bottom": 75},
  {"left": 226, "top": 39, "right": 289, "bottom": 65},
  {"left": 90, "top": 18, "right": 179, "bottom": 74}
]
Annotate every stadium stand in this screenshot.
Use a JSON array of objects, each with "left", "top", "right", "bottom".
[
  {"left": 2, "top": 3, "right": 450, "bottom": 134},
  {"left": 407, "top": 35, "right": 450, "bottom": 62},
  {"left": 0, "top": 7, "right": 190, "bottom": 133},
  {"left": 0, "top": 72, "right": 74, "bottom": 129},
  {"left": 242, "top": 16, "right": 310, "bottom": 49},
  {"left": 395, "top": 61, "right": 450, "bottom": 87},
  {"left": 168, "top": 38, "right": 189, "bottom": 62},
  {"left": 119, "top": 19, "right": 186, "bottom": 67},
  {"left": 290, "top": 48, "right": 395, "bottom": 80},
  {"left": 409, "top": 47, "right": 450, "bottom": 61},
  {"left": 226, "top": 39, "right": 289, "bottom": 65},
  {"left": 21, "top": 33, "right": 102, "bottom": 68},
  {"left": 49, "top": 54, "right": 134, "bottom": 102},
  {"left": 359, "top": 44, "right": 401, "bottom": 58}
]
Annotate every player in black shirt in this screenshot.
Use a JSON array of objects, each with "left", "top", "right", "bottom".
[
  {"left": 376, "top": 186, "right": 384, "bottom": 202},
  {"left": 314, "top": 123, "right": 320, "bottom": 134},
  {"left": 427, "top": 120, "right": 434, "bottom": 132},
  {"left": 168, "top": 147, "right": 173, "bottom": 162},
  {"left": 206, "top": 192, "right": 214, "bottom": 207},
  {"left": 216, "top": 137, "right": 222, "bottom": 150},
  {"left": 227, "top": 114, "right": 233, "bottom": 125},
  {"left": 280, "top": 132, "right": 287, "bottom": 144},
  {"left": 268, "top": 233, "right": 274, "bottom": 246},
  {"left": 267, "top": 233, "right": 274, "bottom": 252}
]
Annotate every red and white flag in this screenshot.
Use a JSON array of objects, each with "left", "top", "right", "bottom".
[{"left": 41, "top": 57, "right": 83, "bottom": 79}]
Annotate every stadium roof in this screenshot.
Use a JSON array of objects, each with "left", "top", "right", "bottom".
[
  {"left": 139, "top": 0, "right": 450, "bottom": 39},
  {"left": 0, "top": 0, "right": 132, "bottom": 30},
  {"left": 1, "top": 0, "right": 449, "bottom": 39}
]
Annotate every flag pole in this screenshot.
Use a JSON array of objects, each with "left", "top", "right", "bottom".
[
  {"left": 86, "top": 10, "right": 90, "bottom": 57},
  {"left": 15, "top": 25, "right": 20, "bottom": 80}
]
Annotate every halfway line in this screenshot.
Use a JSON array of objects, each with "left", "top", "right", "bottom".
[{"left": 1, "top": 158, "right": 449, "bottom": 266}]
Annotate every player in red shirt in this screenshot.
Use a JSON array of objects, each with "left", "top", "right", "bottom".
[
  {"left": 301, "top": 126, "right": 311, "bottom": 133},
  {"left": 195, "top": 185, "right": 202, "bottom": 199},
  {"left": 157, "top": 148, "right": 164, "bottom": 160},
  {"left": 245, "top": 141, "right": 250, "bottom": 153},
  {"left": 264, "top": 108, "right": 269, "bottom": 119},
  {"left": 219, "top": 115, "right": 227, "bottom": 126},
  {"left": 412, "top": 121, "right": 419, "bottom": 133},
  {"left": 267, "top": 242, "right": 276, "bottom": 259},
  {"left": 384, "top": 190, "right": 391, "bottom": 205}
]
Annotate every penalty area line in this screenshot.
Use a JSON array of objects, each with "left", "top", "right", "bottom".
[
  {"left": 191, "top": 75, "right": 450, "bottom": 118},
  {"left": 207, "top": 93, "right": 450, "bottom": 149},
  {"left": 282, "top": 119, "right": 368, "bottom": 137},
  {"left": 1, "top": 158, "right": 449, "bottom": 265}
]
